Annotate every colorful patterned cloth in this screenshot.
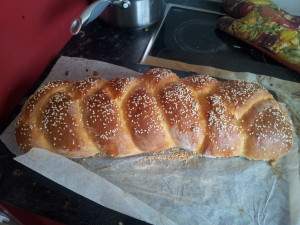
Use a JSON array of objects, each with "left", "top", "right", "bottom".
[{"left": 217, "top": 0, "right": 300, "bottom": 73}]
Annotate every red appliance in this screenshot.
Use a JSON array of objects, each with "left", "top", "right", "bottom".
[{"left": 0, "top": 0, "right": 89, "bottom": 124}]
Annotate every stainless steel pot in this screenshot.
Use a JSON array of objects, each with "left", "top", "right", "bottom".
[
  {"left": 70, "top": 0, "right": 165, "bottom": 35},
  {"left": 100, "top": 0, "right": 165, "bottom": 29}
]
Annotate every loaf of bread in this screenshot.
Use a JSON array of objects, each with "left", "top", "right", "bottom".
[
  {"left": 15, "top": 68, "right": 293, "bottom": 160},
  {"left": 217, "top": 0, "right": 300, "bottom": 73}
]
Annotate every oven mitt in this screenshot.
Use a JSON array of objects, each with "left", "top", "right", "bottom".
[{"left": 216, "top": 0, "right": 300, "bottom": 73}]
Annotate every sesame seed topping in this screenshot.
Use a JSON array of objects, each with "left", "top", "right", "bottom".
[
  {"left": 207, "top": 94, "right": 242, "bottom": 152},
  {"left": 145, "top": 68, "right": 177, "bottom": 82},
  {"left": 219, "top": 80, "right": 265, "bottom": 107},
  {"left": 85, "top": 89, "right": 121, "bottom": 141},
  {"left": 25, "top": 81, "right": 68, "bottom": 115},
  {"left": 126, "top": 88, "right": 163, "bottom": 135},
  {"left": 15, "top": 70, "right": 294, "bottom": 160},
  {"left": 108, "top": 77, "right": 135, "bottom": 94},
  {"left": 245, "top": 102, "right": 293, "bottom": 152},
  {"left": 160, "top": 82, "right": 200, "bottom": 133},
  {"left": 183, "top": 74, "right": 217, "bottom": 90},
  {"left": 41, "top": 91, "right": 81, "bottom": 150}
]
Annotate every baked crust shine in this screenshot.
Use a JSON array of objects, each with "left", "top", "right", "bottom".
[{"left": 15, "top": 68, "right": 294, "bottom": 160}]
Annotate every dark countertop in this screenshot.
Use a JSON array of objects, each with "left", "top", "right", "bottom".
[
  {"left": 0, "top": 1, "right": 299, "bottom": 225},
  {"left": 60, "top": 0, "right": 223, "bottom": 68}
]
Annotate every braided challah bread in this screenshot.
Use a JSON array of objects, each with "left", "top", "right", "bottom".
[{"left": 15, "top": 68, "right": 293, "bottom": 160}]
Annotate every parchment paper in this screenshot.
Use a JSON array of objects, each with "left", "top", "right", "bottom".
[{"left": 1, "top": 56, "right": 300, "bottom": 225}]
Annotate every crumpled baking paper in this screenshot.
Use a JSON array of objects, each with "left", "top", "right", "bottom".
[{"left": 1, "top": 56, "right": 300, "bottom": 225}]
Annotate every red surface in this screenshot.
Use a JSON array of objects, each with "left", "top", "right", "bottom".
[
  {"left": 0, "top": 201, "right": 65, "bottom": 225},
  {"left": 0, "top": 0, "right": 88, "bottom": 124}
]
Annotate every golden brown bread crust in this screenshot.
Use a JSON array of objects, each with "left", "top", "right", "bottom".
[
  {"left": 125, "top": 87, "right": 174, "bottom": 152},
  {"left": 158, "top": 82, "right": 204, "bottom": 152},
  {"left": 15, "top": 68, "right": 294, "bottom": 160},
  {"left": 242, "top": 98, "right": 293, "bottom": 159},
  {"left": 15, "top": 80, "right": 74, "bottom": 156}
]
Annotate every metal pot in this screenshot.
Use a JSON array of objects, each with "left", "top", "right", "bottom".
[
  {"left": 100, "top": 0, "right": 165, "bottom": 29},
  {"left": 70, "top": 0, "right": 165, "bottom": 35}
]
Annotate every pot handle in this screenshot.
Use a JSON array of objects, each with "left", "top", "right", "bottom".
[{"left": 70, "top": 0, "right": 110, "bottom": 35}]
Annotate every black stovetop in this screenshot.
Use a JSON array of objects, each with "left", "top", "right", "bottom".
[{"left": 142, "top": 4, "right": 299, "bottom": 80}]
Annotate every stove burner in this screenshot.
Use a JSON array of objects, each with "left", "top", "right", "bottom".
[
  {"left": 141, "top": 4, "right": 299, "bottom": 79},
  {"left": 174, "top": 19, "right": 229, "bottom": 54}
]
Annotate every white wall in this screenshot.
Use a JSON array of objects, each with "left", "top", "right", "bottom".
[
  {"left": 273, "top": 0, "right": 300, "bottom": 15},
  {"left": 207, "top": 0, "right": 300, "bottom": 15}
]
